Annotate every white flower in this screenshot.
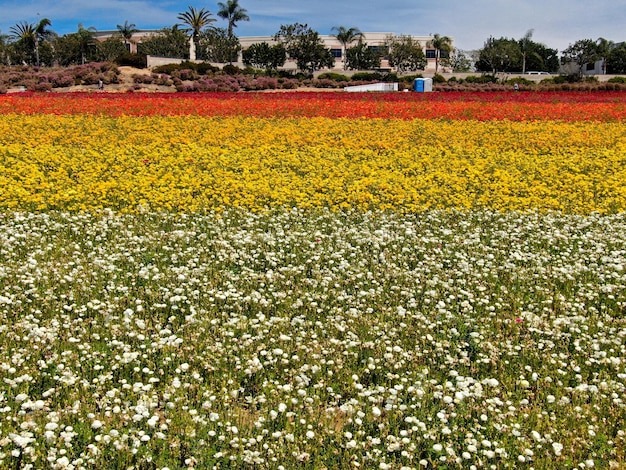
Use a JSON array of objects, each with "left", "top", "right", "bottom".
[{"left": 552, "top": 442, "right": 563, "bottom": 456}]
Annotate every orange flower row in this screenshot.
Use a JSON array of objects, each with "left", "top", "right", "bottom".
[{"left": 1, "top": 91, "right": 625, "bottom": 120}]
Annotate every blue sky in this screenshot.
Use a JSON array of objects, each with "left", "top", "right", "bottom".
[{"left": 1, "top": 0, "right": 624, "bottom": 52}]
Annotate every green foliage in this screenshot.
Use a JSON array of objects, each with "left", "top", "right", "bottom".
[
  {"left": 152, "top": 61, "right": 219, "bottom": 75},
  {"left": 428, "top": 33, "right": 453, "bottom": 73},
  {"left": 475, "top": 37, "right": 522, "bottom": 73},
  {"left": 345, "top": 40, "right": 382, "bottom": 71},
  {"left": 198, "top": 27, "right": 240, "bottom": 63},
  {"left": 115, "top": 53, "right": 147, "bottom": 68},
  {"left": 463, "top": 74, "right": 498, "bottom": 83},
  {"left": 242, "top": 42, "right": 286, "bottom": 71},
  {"left": 221, "top": 63, "right": 241, "bottom": 75},
  {"left": 432, "top": 73, "right": 446, "bottom": 83},
  {"left": 607, "top": 76, "right": 626, "bottom": 83},
  {"left": 53, "top": 26, "right": 98, "bottom": 66},
  {"left": 217, "top": 0, "right": 250, "bottom": 37},
  {"left": 506, "top": 76, "right": 533, "bottom": 85},
  {"left": 137, "top": 26, "right": 189, "bottom": 59},
  {"left": 447, "top": 49, "right": 473, "bottom": 72},
  {"left": 274, "top": 23, "right": 334, "bottom": 74},
  {"left": 561, "top": 39, "right": 600, "bottom": 76},
  {"left": 95, "top": 37, "right": 128, "bottom": 62},
  {"left": 606, "top": 43, "right": 626, "bottom": 74},
  {"left": 384, "top": 34, "right": 426, "bottom": 73},
  {"left": 350, "top": 71, "right": 383, "bottom": 81},
  {"left": 316, "top": 72, "right": 349, "bottom": 82}
]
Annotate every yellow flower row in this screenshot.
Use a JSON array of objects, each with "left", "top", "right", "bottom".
[{"left": 1, "top": 115, "right": 625, "bottom": 213}]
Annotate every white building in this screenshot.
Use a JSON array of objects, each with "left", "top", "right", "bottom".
[
  {"left": 239, "top": 32, "right": 453, "bottom": 73},
  {"left": 96, "top": 30, "right": 454, "bottom": 73}
]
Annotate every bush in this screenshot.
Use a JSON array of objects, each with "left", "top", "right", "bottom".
[
  {"left": 432, "top": 74, "right": 446, "bottom": 84},
  {"left": 381, "top": 72, "right": 400, "bottom": 83},
  {"left": 350, "top": 72, "right": 383, "bottom": 82},
  {"left": 195, "top": 62, "right": 219, "bottom": 75},
  {"left": 133, "top": 74, "right": 155, "bottom": 84},
  {"left": 608, "top": 76, "right": 626, "bottom": 83},
  {"left": 463, "top": 75, "right": 498, "bottom": 84},
  {"left": 152, "top": 63, "right": 184, "bottom": 75},
  {"left": 311, "top": 78, "right": 340, "bottom": 89},
  {"left": 115, "top": 53, "right": 148, "bottom": 69},
  {"left": 222, "top": 64, "right": 241, "bottom": 75},
  {"left": 317, "top": 72, "right": 349, "bottom": 82},
  {"left": 506, "top": 77, "right": 533, "bottom": 86}
]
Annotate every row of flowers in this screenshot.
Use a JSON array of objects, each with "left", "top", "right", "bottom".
[
  {"left": 0, "top": 209, "right": 624, "bottom": 469},
  {"left": 2, "top": 91, "right": 626, "bottom": 120},
  {"left": 1, "top": 113, "right": 625, "bottom": 213}
]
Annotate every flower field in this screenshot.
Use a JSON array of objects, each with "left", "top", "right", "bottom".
[
  {"left": 0, "top": 91, "right": 625, "bottom": 469},
  {"left": 1, "top": 92, "right": 626, "bottom": 214}
]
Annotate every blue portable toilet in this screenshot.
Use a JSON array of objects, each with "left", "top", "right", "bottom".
[{"left": 413, "top": 78, "right": 433, "bottom": 92}]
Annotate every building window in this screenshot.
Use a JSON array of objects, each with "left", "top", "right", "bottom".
[
  {"left": 331, "top": 48, "right": 342, "bottom": 58},
  {"left": 426, "top": 49, "right": 436, "bottom": 59}
]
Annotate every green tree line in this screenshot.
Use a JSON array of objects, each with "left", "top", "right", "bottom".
[{"left": 2, "top": 4, "right": 625, "bottom": 75}]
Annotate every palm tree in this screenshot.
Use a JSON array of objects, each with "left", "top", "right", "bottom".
[
  {"left": 76, "top": 24, "right": 97, "bottom": 64},
  {"left": 117, "top": 20, "right": 138, "bottom": 52},
  {"left": 177, "top": 6, "right": 216, "bottom": 60},
  {"left": 596, "top": 37, "right": 614, "bottom": 74},
  {"left": 519, "top": 29, "right": 534, "bottom": 74},
  {"left": 217, "top": 0, "right": 249, "bottom": 37},
  {"left": 331, "top": 26, "right": 363, "bottom": 70},
  {"left": 10, "top": 17, "right": 53, "bottom": 66},
  {"left": 428, "top": 33, "right": 453, "bottom": 74}
]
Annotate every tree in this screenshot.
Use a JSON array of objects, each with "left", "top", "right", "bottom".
[
  {"left": 385, "top": 35, "right": 426, "bottom": 74},
  {"left": 10, "top": 17, "right": 55, "bottom": 66},
  {"left": 54, "top": 24, "right": 98, "bottom": 66},
  {"left": 242, "top": 42, "right": 286, "bottom": 71},
  {"left": 177, "top": 6, "right": 216, "bottom": 60},
  {"left": 561, "top": 39, "right": 600, "bottom": 76},
  {"left": 116, "top": 20, "right": 138, "bottom": 52},
  {"left": 95, "top": 36, "right": 128, "bottom": 62},
  {"left": 274, "top": 23, "right": 334, "bottom": 74},
  {"left": 331, "top": 26, "right": 363, "bottom": 70},
  {"left": 475, "top": 36, "right": 522, "bottom": 73},
  {"left": 519, "top": 29, "right": 534, "bottom": 74},
  {"left": 606, "top": 42, "right": 626, "bottom": 74},
  {"left": 217, "top": 0, "right": 249, "bottom": 37},
  {"left": 345, "top": 38, "right": 381, "bottom": 70},
  {"left": 596, "top": 37, "right": 614, "bottom": 74},
  {"left": 428, "top": 33, "right": 453, "bottom": 74},
  {"left": 137, "top": 26, "right": 189, "bottom": 59},
  {"left": 198, "top": 27, "right": 240, "bottom": 62},
  {"left": 446, "top": 49, "right": 473, "bottom": 72}
]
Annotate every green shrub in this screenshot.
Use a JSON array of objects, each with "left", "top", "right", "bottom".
[
  {"left": 381, "top": 72, "right": 399, "bottom": 82},
  {"left": 195, "top": 62, "right": 219, "bottom": 75},
  {"left": 151, "top": 63, "right": 182, "bottom": 75},
  {"left": 115, "top": 53, "right": 147, "bottom": 69},
  {"left": 222, "top": 64, "right": 241, "bottom": 75},
  {"left": 463, "top": 75, "right": 498, "bottom": 84},
  {"left": 506, "top": 77, "right": 533, "bottom": 86},
  {"left": 432, "top": 74, "right": 446, "bottom": 84},
  {"left": 317, "top": 72, "right": 349, "bottom": 82},
  {"left": 608, "top": 76, "right": 626, "bottom": 83},
  {"left": 350, "top": 72, "right": 383, "bottom": 82}
]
